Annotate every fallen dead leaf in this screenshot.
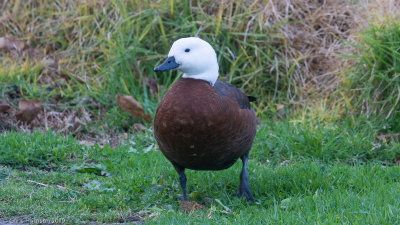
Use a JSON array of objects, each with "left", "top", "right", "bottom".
[
  {"left": 0, "top": 102, "right": 10, "bottom": 113},
  {"left": 16, "top": 99, "right": 42, "bottom": 123},
  {"left": 115, "top": 94, "right": 151, "bottom": 123},
  {"left": 178, "top": 200, "right": 205, "bottom": 213}
]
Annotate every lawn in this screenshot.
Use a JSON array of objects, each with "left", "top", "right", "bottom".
[
  {"left": 1, "top": 0, "right": 400, "bottom": 224},
  {"left": 1, "top": 118, "right": 400, "bottom": 224}
]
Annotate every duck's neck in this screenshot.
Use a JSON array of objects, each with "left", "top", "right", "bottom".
[{"left": 182, "top": 64, "right": 219, "bottom": 86}]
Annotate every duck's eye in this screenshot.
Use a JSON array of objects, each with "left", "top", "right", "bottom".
[{"left": 185, "top": 48, "right": 190, "bottom": 53}]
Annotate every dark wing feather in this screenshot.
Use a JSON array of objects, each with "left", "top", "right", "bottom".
[
  {"left": 214, "top": 81, "right": 252, "bottom": 109},
  {"left": 247, "top": 96, "right": 256, "bottom": 102}
]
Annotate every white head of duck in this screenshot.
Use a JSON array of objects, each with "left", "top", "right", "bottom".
[{"left": 154, "top": 37, "right": 219, "bottom": 86}]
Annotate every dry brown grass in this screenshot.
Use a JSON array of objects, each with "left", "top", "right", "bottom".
[
  {"left": 0, "top": 0, "right": 115, "bottom": 81},
  {"left": 262, "top": 0, "right": 399, "bottom": 102},
  {"left": 1, "top": 0, "right": 398, "bottom": 95},
  {"left": 0, "top": 0, "right": 399, "bottom": 137},
  {"left": 1, "top": 0, "right": 397, "bottom": 101},
  {"left": 264, "top": 0, "right": 354, "bottom": 102},
  {"left": 355, "top": 0, "right": 400, "bottom": 26}
]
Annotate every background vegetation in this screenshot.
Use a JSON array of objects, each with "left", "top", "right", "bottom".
[{"left": 0, "top": 0, "right": 400, "bottom": 224}]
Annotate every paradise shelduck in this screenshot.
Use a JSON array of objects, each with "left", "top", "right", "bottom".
[{"left": 153, "top": 37, "right": 257, "bottom": 201}]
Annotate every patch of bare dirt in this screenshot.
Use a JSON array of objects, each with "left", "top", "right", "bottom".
[
  {"left": 179, "top": 200, "right": 206, "bottom": 213},
  {"left": 0, "top": 95, "right": 148, "bottom": 148}
]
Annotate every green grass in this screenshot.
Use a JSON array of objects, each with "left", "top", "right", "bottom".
[
  {"left": 2, "top": 1, "right": 400, "bottom": 224},
  {"left": 346, "top": 18, "right": 400, "bottom": 121},
  {"left": 255, "top": 116, "right": 400, "bottom": 164},
  {"left": 1, "top": 118, "right": 399, "bottom": 224},
  {"left": 0, "top": 131, "right": 81, "bottom": 169}
]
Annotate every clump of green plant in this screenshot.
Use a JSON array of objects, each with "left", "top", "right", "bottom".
[
  {"left": 254, "top": 115, "right": 400, "bottom": 165},
  {"left": 0, "top": 131, "right": 84, "bottom": 169},
  {"left": 347, "top": 19, "right": 400, "bottom": 125}
]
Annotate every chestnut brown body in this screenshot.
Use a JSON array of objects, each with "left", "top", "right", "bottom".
[{"left": 154, "top": 78, "right": 257, "bottom": 171}]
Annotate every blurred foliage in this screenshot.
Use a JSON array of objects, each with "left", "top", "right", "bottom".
[{"left": 345, "top": 18, "right": 400, "bottom": 128}]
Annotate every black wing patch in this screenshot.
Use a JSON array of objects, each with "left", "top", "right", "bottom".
[
  {"left": 247, "top": 96, "right": 256, "bottom": 102},
  {"left": 214, "top": 81, "right": 253, "bottom": 109}
]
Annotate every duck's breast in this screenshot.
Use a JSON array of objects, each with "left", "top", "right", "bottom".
[{"left": 154, "top": 78, "right": 257, "bottom": 170}]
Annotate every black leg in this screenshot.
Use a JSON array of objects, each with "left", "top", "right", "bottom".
[
  {"left": 236, "top": 153, "right": 254, "bottom": 201},
  {"left": 172, "top": 163, "right": 187, "bottom": 201},
  {"left": 178, "top": 172, "right": 187, "bottom": 201}
]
